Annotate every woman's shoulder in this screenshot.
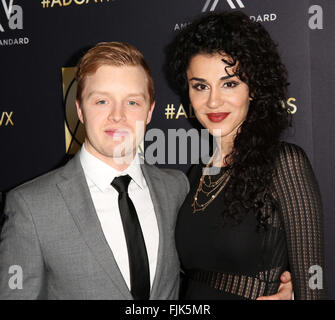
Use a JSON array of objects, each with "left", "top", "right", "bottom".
[
  {"left": 278, "top": 141, "right": 309, "bottom": 161},
  {"left": 275, "top": 141, "right": 312, "bottom": 171}
]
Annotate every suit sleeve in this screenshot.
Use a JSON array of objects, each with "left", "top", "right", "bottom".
[
  {"left": 0, "top": 190, "right": 45, "bottom": 299},
  {"left": 179, "top": 170, "right": 190, "bottom": 195}
]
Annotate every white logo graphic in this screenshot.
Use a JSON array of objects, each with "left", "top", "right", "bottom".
[
  {"left": 202, "top": 0, "right": 245, "bottom": 12},
  {"left": 0, "top": 0, "right": 23, "bottom": 32},
  {"left": 227, "top": 0, "right": 245, "bottom": 9}
]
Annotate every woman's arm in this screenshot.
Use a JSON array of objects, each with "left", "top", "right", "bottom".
[{"left": 271, "top": 143, "right": 327, "bottom": 299}]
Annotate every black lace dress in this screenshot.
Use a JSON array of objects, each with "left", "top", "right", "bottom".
[{"left": 175, "top": 143, "right": 327, "bottom": 300}]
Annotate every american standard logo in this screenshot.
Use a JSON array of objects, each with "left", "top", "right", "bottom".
[
  {"left": 201, "top": 0, "right": 277, "bottom": 23},
  {"left": 202, "top": 0, "right": 245, "bottom": 12},
  {"left": 0, "top": 0, "right": 29, "bottom": 47},
  {"left": 174, "top": 0, "right": 277, "bottom": 32}
]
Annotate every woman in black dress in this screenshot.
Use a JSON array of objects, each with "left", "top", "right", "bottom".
[{"left": 168, "top": 11, "right": 326, "bottom": 299}]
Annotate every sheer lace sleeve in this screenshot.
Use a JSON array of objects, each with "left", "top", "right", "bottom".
[{"left": 271, "top": 143, "right": 327, "bottom": 299}]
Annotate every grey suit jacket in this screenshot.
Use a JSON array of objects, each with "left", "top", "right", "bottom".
[{"left": 0, "top": 154, "right": 189, "bottom": 299}]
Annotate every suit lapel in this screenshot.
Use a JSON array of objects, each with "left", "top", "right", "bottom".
[
  {"left": 141, "top": 163, "right": 172, "bottom": 299},
  {"left": 56, "top": 154, "right": 132, "bottom": 299}
]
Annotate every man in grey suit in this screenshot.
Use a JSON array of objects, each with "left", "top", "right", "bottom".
[
  {"left": 0, "top": 42, "right": 189, "bottom": 299},
  {"left": 0, "top": 42, "right": 292, "bottom": 300}
]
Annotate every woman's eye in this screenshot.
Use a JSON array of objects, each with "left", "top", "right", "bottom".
[
  {"left": 223, "top": 81, "right": 239, "bottom": 88},
  {"left": 192, "top": 83, "right": 208, "bottom": 91}
]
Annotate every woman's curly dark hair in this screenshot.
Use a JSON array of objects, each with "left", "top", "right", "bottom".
[{"left": 167, "top": 11, "right": 291, "bottom": 229}]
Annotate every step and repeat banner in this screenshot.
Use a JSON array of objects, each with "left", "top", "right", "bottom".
[{"left": 0, "top": 0, "right": 334, "bottom": 298}]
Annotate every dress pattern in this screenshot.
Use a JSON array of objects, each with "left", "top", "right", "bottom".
[{"left": 175, "top": 143, "right": 327, "bottom": 300}]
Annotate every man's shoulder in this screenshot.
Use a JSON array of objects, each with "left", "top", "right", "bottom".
[
  {"left": 142, "top": 163, "right": 190, "bottom": 193},
  {"left": 8, "top": 157, "right": 76, "bottom": 199},
  {"left": 143, "top": 163, "right": 187, "bottom": 182}
]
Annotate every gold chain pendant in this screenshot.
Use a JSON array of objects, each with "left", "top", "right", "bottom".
[{"left": 192, "top": 165, "right": 231, "bottom": 213}]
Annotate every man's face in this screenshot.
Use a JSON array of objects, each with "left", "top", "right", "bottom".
[{"left": 76, "top": 64, "right": 155, "bottom": 168}]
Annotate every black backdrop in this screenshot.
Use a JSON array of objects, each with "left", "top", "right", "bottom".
[{"left": 0, "top": 0, "right": 334, "bottom": 299}]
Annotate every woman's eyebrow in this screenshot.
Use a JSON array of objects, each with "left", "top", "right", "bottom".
[{"left": 188, "top": 75, "right": 234, "bottom": 82}]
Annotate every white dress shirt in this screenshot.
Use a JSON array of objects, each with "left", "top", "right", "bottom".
[{"left": 79, "top": 145, "right": 159, "bottom": 289}]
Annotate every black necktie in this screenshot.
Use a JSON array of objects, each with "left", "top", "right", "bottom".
[{"left": 111, "top": 175, "right": 150, "bottom": 300}]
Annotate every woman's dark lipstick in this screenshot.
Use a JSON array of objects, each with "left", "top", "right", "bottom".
[{"left": 207, "top": 112, "right": 230, "bottom": 122}]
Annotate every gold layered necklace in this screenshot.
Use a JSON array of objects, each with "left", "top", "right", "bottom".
[{"left": 192, "top": 158, "right": 231, "bottom": 213}]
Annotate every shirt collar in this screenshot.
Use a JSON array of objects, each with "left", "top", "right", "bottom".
[{"left": 79, "top": 144, "right": 145, "bottom": 192}]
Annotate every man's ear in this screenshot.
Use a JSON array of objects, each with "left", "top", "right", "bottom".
[
  {"left": 76, "top": 100, "right": 84, "bottom": 124},
  {"left": 146, "top": 101, "right": 156, "bottom": 125}
]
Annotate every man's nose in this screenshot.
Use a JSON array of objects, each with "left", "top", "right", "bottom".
[{"left": 108, "top": 103, "right": 125, "bottom": 122}]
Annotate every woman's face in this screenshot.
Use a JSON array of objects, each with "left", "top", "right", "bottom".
[{"left": 187, "top": 53, "right": 251, "bottom": 140}]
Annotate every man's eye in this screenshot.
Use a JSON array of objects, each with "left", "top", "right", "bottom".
[
  {"left": 192, "top": 83, "right": 208, "bottom": 91},
  {"left": 128, "top": 101, "right": 138, "bottom": 106},
  {"left": 96, "top": 100, "right": 107, "bottom": 105}
]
